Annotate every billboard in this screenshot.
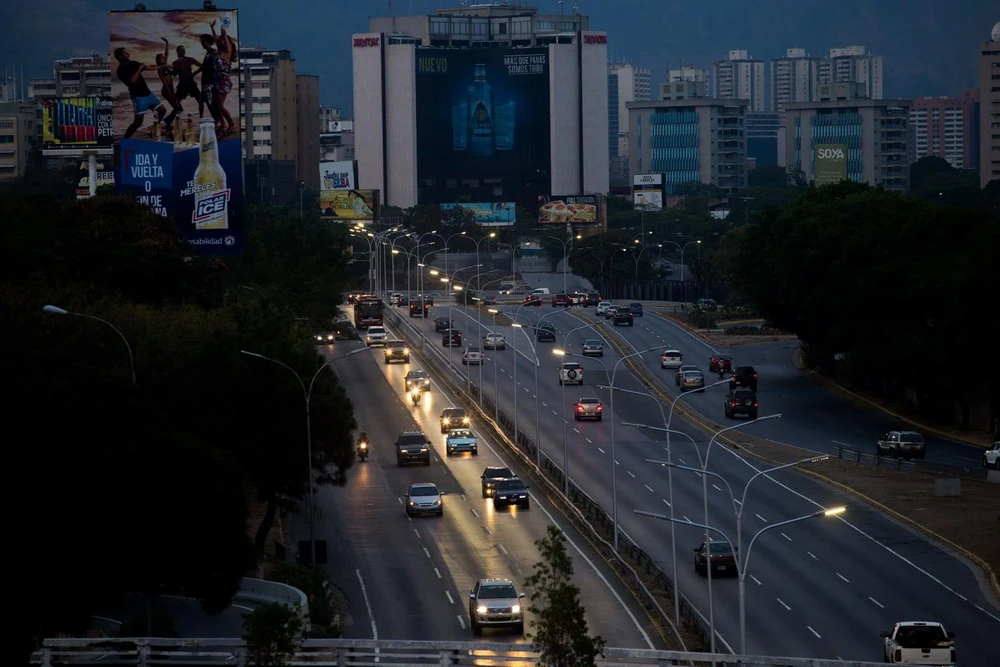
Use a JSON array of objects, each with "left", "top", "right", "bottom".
[
  {"left": 320, "top": 160, "right": 356, "bottom": 191},
  {"left": 441, "top": 202, "right": 516, "bottom": 226},
  {"left": 42, "top": 97, "right": 114, "bottom": 149},
  {"left": 321, "top": 189, "right": 379, "bottom": 220},
  {"left": 110, "top": 8, "right": 243, "bottom": 254},
  {"left": 633, "top": 189, "right": 663, "bottom": 210},
  {"left": 814, "top": 144, "right": 847, "bottom": 186},
  {"left": 76, "top": 159, "right": 115, "bottom": 199},
  {"left": 415, "top": 47, "right": 550, "bottom": 181},
  {"left": 538, "top": 194, "right": 601, "bottom": 224}
]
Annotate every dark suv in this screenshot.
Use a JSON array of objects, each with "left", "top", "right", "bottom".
[
  {"left": 440, "top": 407, "right": 471, "bottom": 433},
  {"left": 730, "top": 365, "right": 758, "bottom": 391},
  {"left": 724, "top": 389, "right": 758, "bottom": 419},
  {"left": 442, "top": 329, "right": 463, "bottom": 346},
  {"left": 481, "top": 466, "right": 514, "bottom": 497},
  {"left": 552, "top": 294, "right": 572, "bottom": 307},
  {"left": 492, "top": 478, "right": 530, "bottom": 509},
  {"left": 395, "top": 431, "right": 431, "bottom": 466},
  {"left": 628, "top": 302, "right": 643, "bottom": 317},
  {"left": 535, "top": 323, "right": 556, "bottom": 342},
  {"left": 434, "top": 316, "right": 453, "bottom": 332},
  {"left": 583, "top": 292, "right": 601, "bottom": 307},
  {"left": 613, "top": 307, "right": 634, "bottom": 326}
]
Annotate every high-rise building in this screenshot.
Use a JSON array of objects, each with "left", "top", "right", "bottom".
[
  {"left": 667, "top": 65, "right": 708, "bottom": 83},
  {"left": 770, "top": 48, "right": 818, "bottom": 111},
  {"left": 909, "top": 94, "right": 978, "bottom": 170},
  {"left": 817, "top": 46, "right": 882, "bottom": 100},
  {"left": 0, "top": 101, "right": 39, "bottom": 181},
  {"left": 712, "top": 50, "right": 765, "bottom": 112},
  {"left": 28, "top": 55, "right": 110, "bottom": 99},
  {"left": 783, "top": 84, "right": 910, "bottom": 192},
  {"left": 608, "top": 62, "right": 651, "bottom": 191},
  {"left": 627, "top": 98, "right": 748, "bottom": 194},
  {"left": 963, "top": 88, "right": 981, "bottom": 179},
  {"left": 296, "top": 74, "right": 320, "bottom": 191},
  {"left": 353, "top": 4, "right": 609, "bottom": 210},
  {"left": 980, "top": 33, "right": 1000, "bottom": 187}
]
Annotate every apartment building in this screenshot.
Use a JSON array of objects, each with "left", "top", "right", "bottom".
[
  {"left": 818, "top": 46, "right": 882, "bottom": 100},
  {"left": 770, "top": 48, "right": 817, "bottom": 111},
  {"left": 0, "top": 101, "right": 39, "bottom": 181},
  {"left": 609, "top": 62, "right": 651, "bottom": 191},
  {"left": 28, "top": 55, "right": 111, "bottom": 99},
  {"left": 909, "top": 93, "right": 978, "bottom": 170},
  {"left": 667, "top": 65, "right": 708, "bottom": 83},
  {"left": 295, "top": 74, "right": 320, "bottom": 190},
  {"left": 712, "top": 50, "right": 765, "bottom": 112},
  {"left": 980, "top": 36, "right": 1000, "bottom": 187}
]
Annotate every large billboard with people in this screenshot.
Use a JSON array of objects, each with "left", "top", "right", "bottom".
[
  {"left": 415, "top": 47, "right": 550, "bottom": 184},
  {"left": 320, "top": 189, "right": 379, "bottom": 221},
  {"left": 109, "top": 8, "right": 243, "bottom": 254},
  {"left": 441, "top": 202, "right": 516, "bottom": 226}
]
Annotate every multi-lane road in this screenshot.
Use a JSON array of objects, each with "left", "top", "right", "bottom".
[
  {"left": 393, "top": 281, "right": 998, "bottom": 664},
  {"left": 285, "top": 336, "right": 662, "bottom": 648}
]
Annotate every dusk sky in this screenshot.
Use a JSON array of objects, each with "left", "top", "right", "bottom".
[{"left": 2, "top": 0, "right": 996, "bottom": 110}]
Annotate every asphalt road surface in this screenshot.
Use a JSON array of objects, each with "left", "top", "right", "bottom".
[
  {"left": 393, "top": 296, "right": 999, "bottom": 665},
  {"left": 93, "top": 592, "right": 251, "bottom": 637},
  {"left": 290, "top": 336, "right": 661, "bottom": 648}
]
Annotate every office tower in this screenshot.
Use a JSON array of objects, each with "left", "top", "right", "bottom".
[
  {"left": 909, "top": 95, "right": 977, "bottom": 170},
  {"left": 817, "top": 46, "right": 882, "bottom": 100},
  {"left": 609, "top": 62, "right": 651, "bottom": 190},
  {"left": 712, "top": 50, "right": 765, "bottom": 112},
  {"left": 980, "top": 31, "right": 999, "bottom": 186}
]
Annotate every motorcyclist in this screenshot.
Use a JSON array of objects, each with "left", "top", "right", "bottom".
[
  {"left": 357, "top": 431, "right": 369, "bottom": 460},
  {"left": 410, "top": 389, "right": 421, "bottom": 406}
]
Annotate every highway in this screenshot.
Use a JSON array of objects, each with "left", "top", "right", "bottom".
[
  {"left": 394, "top": 292, "right": 1000, "bottom": 665},
  {"left": 287, "top": 335, "right": 661, "bottom": 647}
]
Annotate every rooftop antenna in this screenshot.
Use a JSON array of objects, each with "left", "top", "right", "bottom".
[
  {"left": 558, "top": 0, "right": 563, "bottom": 14},
  {"left": 572, "top": 3, "right": 580, "bottom": 14},
  {"left": 387, "top": 0, "right": 397, "bottom": 34}
]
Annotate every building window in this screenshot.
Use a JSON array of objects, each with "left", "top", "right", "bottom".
[{"left": 431, "top": 17, "right": 449, "bottom": 36}]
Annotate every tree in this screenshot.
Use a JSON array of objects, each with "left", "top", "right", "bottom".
[
  {"left": 242, "top": 603, "right": 303, "bottom": 667},
  {"left": 524, "top": 526, "right": 605, "bottom": 667}
]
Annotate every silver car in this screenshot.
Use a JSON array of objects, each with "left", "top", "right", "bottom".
[
  {"left": 469, "top": 578, "right": 525, "bottom": 635},
  {"left": 675, "top": 364, "right": 699, "bottom": 386},
  {"left": 405, "top": 483, "right": 443, "bottom": 517},
  {"left": 581, "top": 339, "right": 604, "bottom": 357},
  {"left": 574, "top": 397, "right": 603, "bottom": 421},
  {"left": 680, "top": 370, "right": 705, "bottom": 391}
]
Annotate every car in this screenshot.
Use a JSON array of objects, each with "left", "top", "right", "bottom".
[
  {"left": 581, "top": 339, "right": 604, "bottom": 357},
  {"left": 483, "top": 333, "right": 506, "bottom": 350},
  {"left": 462, "top": 346, "right": 483, "bottom": 365},
  {"left": 469, "top": 578, "right": 525, "bottom": 636},
  {"left": 365, "top": 326, "right": 387, "bottom": 347},
  {"left": 724, "top": 388, "right": 758, "bottom": 419},
  {"left": 535, "top": 323, "right": 556, "bottom": 342},
  {"left": 574, "top": 397, "right": 603, "bottom": 421},
  {"left": 595, "top": 302, "right": 613, "bottom": 316},
  {"left": 552, "top": 294, "right": 573, "bottom": 307},
  {"left": 480, "top": 295, "right": 498, "bottom": 306},
  {"left": 876, "top": 430, "right": 926, "bottom": 460},
  {"left": 409, "top": 300, "right": 431, "bottom": 317},
  {"left": 522, "top": 295, "right": 542, "bottom": 307},
  {"left": 985, "top": 442, "right": 1000, "bottom": 469},
  {"left": 730, "top": 365, "right": 758, "bottom": 391},
  {"left": 493, "top": 477, "right": 530, "bottom": 509},
  {"left": 661, "top": 349, "right": 683, "bottom": 369},
  {"left": 481, "top": 466, "right": 514, "bottom": 498},
  {"left": 696, "top": 298, "right": 718, "bottom": 311},
  {"left": 445, "top": 428, "right": 478, "bottom": 456},
  {"left": 389, "top": 292, "right": 403, "bottom": 305},
  {"left": 346, "top": 291, "right": 362, "bottom": 305},
  {"left": 613, "top": 308, "right": 634, "bottom": 326},
  {"left": 881, "top": 621, "right": 956, "bottom": 666},
  {"left": 708, "top": 354, "right": 733, "bottom": 373},
  {"left": 383, "top": 340, "right": 409, "bottom": 364},
  {"left": 434, "top": 316, "right": 453, "bottom": 332},
  {"left": 405, "top": 370, "right": 431, "bottom": 392},
  {"left": 583, "top": 292, "right": 602, "bottom": 307},
  {"left": 675, "top": 364, "right": 699, "bottom": 386},
  {"left": 601, "top": 303, "right": 619, "bottom": 319},
  {"left": 569, "top": 292, "right": 585, "bottom": 305},
  {"left": 314, "top": 331, "right": 335, "bottom": 345},
  {"left": 628, "top": 302, "right": 644, "bottom": 317},
  {"left": 694, "top": 540, "right": 737, "bottom": 576},
  {"left": 679, "top": 369, "right": 706, "bottom": 391},
  {"left": 405, "top": 483, "right": 443, "bottom": 517},
  {"left": 395, "top": 431, "right": 431, "bottom": 466},
  {"left": 442, "top": 329, "right": 463, "bottom": 346},
  {"left": 440, "top": 407, "right": 471, "bottom": 433},
  {"left": 559, "top": 362, "right": 584, "bottom": 386}
]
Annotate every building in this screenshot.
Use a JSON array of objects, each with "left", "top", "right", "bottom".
[
  {"left": 320, "top": 106, "right": 341, "bottom": 130},
  {"left": 659, "top": 80, "right": 707, "bottom": 100},
  {"left": 817, "top": 46, "right": 882, "bottom": 100},
  {"left": 608, "top": 62, "right": 651, "bottom": 192},
  {"left": 320, "top": 120, "right": 355, "bottom": 162},
  {"left": 1, "top": 74, "right": 23, "bottom": 102},
  {"left": 770, "top": 48, "right": 818, "bottom": 111},
  {"left": 963, "top": 88, "right": 981, "bottom": 179},
  {"left": 783, "top": 85, "right": 910, "bottom": 192},
  {"left": 909, "top": 94, "right": 978, "bottom": 170},
  {"left": 667, "top": 65, "right": 708, "bottom": 83},
  {"left": 352, "top": 4, "right": 609, "bottom": 211},
  {"left": 712, "top": 50, "right": 765, "bottom": 112},
  {"left": 626, "top": 98, "right": 748, "bottom": 194},
  {"left": 980, "top": 35, "right": 1000, "bottom": 187},
  {"left": 28, "top": 55, "right": 110, "bottom": 99},
  {"left": 296, "top": 74, "right": 320, "bottom": 190},
  {"left": 747, "top": 112, "right": 780, "bottom": 166},
  {"left": 0, "top": 101, "right": 39, "bottom": 181}
]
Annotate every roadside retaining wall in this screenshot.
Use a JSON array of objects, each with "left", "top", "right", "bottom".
[{"left": 236, "top": 577, "right": 311, "bottom": 633}]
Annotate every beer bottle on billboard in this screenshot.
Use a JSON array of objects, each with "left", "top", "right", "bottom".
[
  {"left": 467, "top": 63, "right": 494, "bottom": 156},
  {"left": 151, "top": 120, "right": 160, "bottom": 142},
  {"left": 185, "top": 115, "right": 195, "bottom": 146},
  {"left": 192, "top": 118, "right": 229, "bottom": 230}
]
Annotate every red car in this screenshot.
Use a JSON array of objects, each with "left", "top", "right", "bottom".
[
  {"left": 522, "top": 295, "right": 542, "bottom": 306},
  {"left": 552, "top": 294, "right": 573, "bottom": 307},
  {"left": 708, "top": 354, "right": 733, "bottom": 373}
]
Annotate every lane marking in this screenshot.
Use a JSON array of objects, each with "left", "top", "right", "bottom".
[
  {"left": 414, "top": 529, "right": 421, "bottom": 538},
  {"left": 457, "top": 615, "right": 466, "bottom": 629},
  {"left": 92, "top": 616, "right": 123, "bottom": 625},
  {"left": 677, "top": 457, "right": 687, "bottom": 465},
  {"left": 585, "top": 437, "right": 593, "bottom": 443},
  {"left": 597, "top": 447, "right": 606, "bottom": 454},
  {"left": 615, "top": 460, "right": 621, "bottom": 465},
  {"left": 573, "top": 427, "right": 580, "bottom": 433},
  {"left": 836, "top": 572, "right": 850, "bottom": 583},
  {"left": 662, "top": 499, "right": 671, "bottom": 507},
  {"left": 808, "top": 551, "right": 820, "bottom": 561},
  {"left": 434, "top": 568, "right": 442, "bottom": 579},
  {"left": 831, "top": 440, "right": 853, "bottom": 448},
  {"left": 356, "top": 569, "right": 379, "bottom": 642},
  {"left": 446, "top": 590, "right": 454, "bottom": 604},
  {"left": 755, "top": 513, "right": 767, "bottom": 523},
  {"left": 498, "top": 544, "right": 508, "bottom": 555},
  {"left": 869, "top": 596, "right": 884, "bottom": 608},
  {"left": 551, "top": 410, "right": 558, "bottom": 415},
  {"left": 682, "top": 515, "right": 691, "bottom": 522},
  {"left": 461, "top": 494, "right": 467, "bottom": 502},
  {"left": 712, "top": 483, "right": 723, "bottom": 491},
  {"left": 781, "top": 532, "right": 792, "bottom": 542},
  {"left": 627, "top": 471, "right": 636, "bottom": 478},
  {"left": 777, "top": 598, "right": 791, "bottom": 611},
  {"left": 807, "top": 626, "right": 822, "bottom": 639},
  {"left": 750, "top": 574, "right": 762, "bottom": 586},
  {"left": 733, "top": 499, "right": 742, "bottom": 506},
  {"left": 470, "top": 508, "right": 479, "bottom": 518},
  {"left": 542, "top": 402, "right": 548, "bottom": 407},
  {"left": 644, "top": 484, "right": 655, "bottom": 493},
  {"left": 423, "top": 547, "right": 431, "bottom": 559},
  {"left": 396, "top": 496, "right": 403, "bottom": 504}
]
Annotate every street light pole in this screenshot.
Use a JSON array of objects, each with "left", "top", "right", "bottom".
[
  {"left": 547, "top": 234, "right": 579, "bottom": 294},
  {"left": 488, "top": 308, "right": 500, "bottom": 422},
  {"left": 680, "top": 239, "right": 701, "bottom": 283},
  {"left": 43, "top": 305, "right": 137, "bottom": 385},
  {"left": 240, "top": 347, "right": 367, "bottom": 571}
]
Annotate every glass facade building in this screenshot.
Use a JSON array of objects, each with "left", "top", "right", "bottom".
[{"left": 648, "top": 109, "right": 699, "bottom": 193}]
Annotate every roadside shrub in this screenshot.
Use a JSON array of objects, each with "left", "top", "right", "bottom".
[
  {"left": 269, "top": 563, "right": 335, "bottom": 629},
  {"left": 687, "top": 307, "right": 716, "bottom": 329}
]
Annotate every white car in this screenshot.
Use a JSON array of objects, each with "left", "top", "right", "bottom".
[
  {"left": 661, "top": 349, "right": 683, "bottom": 369},
  {"left": 985, "top": 442, "right": 1000, "bottom": 469},
  {"left": 365, "top": 326, "right": 388, "bottom": 346},
  {"left": 558, "top": 362, "right": 584, "bottom": 386},
  {"left": 462, "top": 346, "right": 483, "bottom": 365},
  {"left": 596, "top": 302, "right": 613, "bottom": 316},
  {"left": 483, "top": 333, "right": 506, "bottom": 350}
]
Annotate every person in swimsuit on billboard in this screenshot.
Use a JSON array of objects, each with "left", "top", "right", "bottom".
[
  {"left": 154, "top": 38, "right": 181, "bottom": 139},
  {"left": 207, "top": 20, "right": 236, "bottom": 135},
  {"left": 171, "top": 44, "right": 205, "bottom": 119},
  {"left": 113, "top": 47, "right": 167, "bottom": 140}
]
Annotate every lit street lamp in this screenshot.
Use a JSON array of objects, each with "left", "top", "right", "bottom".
[
  {"left": 547, "top": 233, "right": 581, "bottom": 294},
  {"left": 43, "top": 305, "right": 136, "bottom": 385}
]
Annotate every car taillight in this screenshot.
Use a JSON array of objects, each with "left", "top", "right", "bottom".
[
  {"left": 576, "top": 406, "right": 583, "bottom": 411},
  {"left": 754, "top": 402, "right": 758, "bottom": 407},
  {"left": 894, "top": 650, "right": 901, "bottom": 663},
  {"left": 596, "top": 406, "right": 602, "bottom": 410}
]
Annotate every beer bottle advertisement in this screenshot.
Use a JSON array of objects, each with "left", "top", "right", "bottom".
[{"left": 109, "top": 8, "right": 244, "bottom": 255}]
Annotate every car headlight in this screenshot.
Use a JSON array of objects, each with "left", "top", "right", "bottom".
[
  {"left": 511, "top": 605, "right": 521, "bottom": 614},
  {"left": 432, "top": 500, "right": 441, "bottom": 506},
  {"left": 419, "top": 447, "right": 428, "bottom": 452},
  {"left": 408, "top": 501, "right": 414, "bottom": 506},
  {"left": 477, "top": 605, "right": 488, "bottom": 614},
  {"left": 463, "top": 417, "right": 470, "bottom": 423}
]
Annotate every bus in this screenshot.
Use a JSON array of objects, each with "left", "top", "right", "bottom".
[{"left": 354, "top": 296, "right": 383, "bottom": 329}]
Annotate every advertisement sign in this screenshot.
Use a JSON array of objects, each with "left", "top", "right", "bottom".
[
  {"left": 441, "top": 202, "right": 516, "bottom": 226},
  {"left": 110, "top": 8, "right": 243, "bottom": 254},
  {"left": 320, "top": 160, "right": 356, "bottom": 191},
  {"left": 415, "top": 47, "right": 551, "bottom": 181},
  {"left": 321, "top": 189, "right": 379, "bottom": 220},
  {"left": 814, "top": 143, "right": 847, "bottom": 186},
  {"left": 633, "top": 189, "right": 663, "bottom": 210},
  {"left": 538, "top": 194, "right": 600, "bottom": 224},
  {"left": 633, "top": 173, "right": 663, "bottom": 187},
  {"left": 76, "top": 159, "right": 115, "bottom": 199},
  {"left": 42, "top": 96, "right": 114, "bottom": 148}
]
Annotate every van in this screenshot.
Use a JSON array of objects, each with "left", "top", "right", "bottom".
[{"left": 530, "top": 287, "right": 550, "bottom": 296}]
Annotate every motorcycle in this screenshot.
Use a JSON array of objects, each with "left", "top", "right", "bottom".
[
  {"left": 410, "top": 390, "right": 421, "bottom": 406},
  {"left": 357, "top": 440, "right": 369, "bottom": 462}
]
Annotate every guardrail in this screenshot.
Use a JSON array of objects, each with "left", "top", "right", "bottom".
[
  {"left": 235, "top": 577, "right": 310, "bottom": 633},
  {"left": 31, "top": 637, "right": 899, "bottom": 667},
  {"left": 833, "top": 445, "right": 991, "bottom": 481}
]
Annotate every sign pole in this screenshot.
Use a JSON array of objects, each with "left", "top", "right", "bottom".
[{"left": 88, "top": 154, "right": 97, "bottom": 198}]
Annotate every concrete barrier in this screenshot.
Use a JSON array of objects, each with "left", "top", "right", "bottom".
[{"left": 235, "top": 577, "right": 311, "bottom": 633}]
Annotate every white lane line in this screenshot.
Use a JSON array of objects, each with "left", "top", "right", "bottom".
[
  {"left": 627, "top": 470, "right": 636, "bottom": 478},
  {"left": 712, "top": 483, "right": 723, "bottom": 491},
  {"left": 836, "top": 572, "right": 850, "bottom": 583},
  {"left": 777, "top": 598, "right": 791, "bottom": 611},
  {"left": 457, "top": 615, "right": 466, "bottom": 629},
  {"left": 396, "top": 496, "right": 403, "bottom": 504},
  {"left": 755, "top": 513, "right": 767, "bottom": 523},
  {"left": 414, "top": 529, "right": 421, "bottom": 538},
  {"left": 461, "top": 494, "right": 467, "bottom": 501},
  {"left": 92, "top": 616, "right": 123, "bottom": 626},
  {"left": 662, "top": 499, "right": 671, "bottom": 507},
  {"left": 781, "top": 532, "right": 792, "bottom": 542},
  {"left": 869, "top": 596, "right": 884, "bottom": 608},
  {"left": 733, "top": 498, "right": 742, "bottom": 505},
  {"left": 525, "top": 387, "right": 531, "bottom": 392},
  {"left": 677, "top": 457, "right": 687, "bottom": 465},
  {"left": 542, "top": 402, "right": 548, "bottom": 407},
  {"left": 682, "top": 515, "right": 691, "bottom": 522},
  {"left": 483, "top": 526, "right": 493, "bottom": 535},
  {"left": 470, "top": 508, "right": 479, "bottom": 518},
  {"left": 445, "top": 590, "right": 454, "bottom": 604},
  {"left": 551, "top": 410, "right": 558, "bottom": 415},
  {"left": 356, "top": 569, "right": 379, "bottom": 642},
  {"left": 573, "top": 427, "right": 580, "bottom": 433},
  {"left": 597, "top": 447, "right": 606, "bottom": 454},
  {"left": 808, "top": 551, "right": 819, "bottom": 561},
  {"left": 615, "top": 460, "right": 621, "bottom": 465},
  {"left": 644, "top": 484, "right": 655, "bottom": 493},
  {"left": 750, "top": 574, "right": 762, "bottom": 586},
  {"left": 585, "top": 437, "right": 592, "bottom": 443},
  {"left": 807, "top": 626, "right": 822, "bottom": 639},
  {"left": 498, "top": 544, "right": 508, "bottom": 555},
  {"left": 434, "top": 568, "right": 442, "bottom": 579},
  {"left": 423, "top": 547, "right": 431, "bottom": 559}
]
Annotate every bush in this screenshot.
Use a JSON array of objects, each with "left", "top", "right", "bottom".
[
  {"left": 687, "top": 307, "right": 716, "bottom": 330},
  {"left": 242, "top": 603, "right": 302, "bottom": 667},
  {"left": 269, "top": 563, "right": 335, "bottom": 629}
]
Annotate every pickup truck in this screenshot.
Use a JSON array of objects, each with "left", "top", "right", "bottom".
[
  {"left": 445, "top": 428, "right": 478, "bottom": 456},
  {"left": 881, "top": 621, "right": 956, "bottom": 666}
]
